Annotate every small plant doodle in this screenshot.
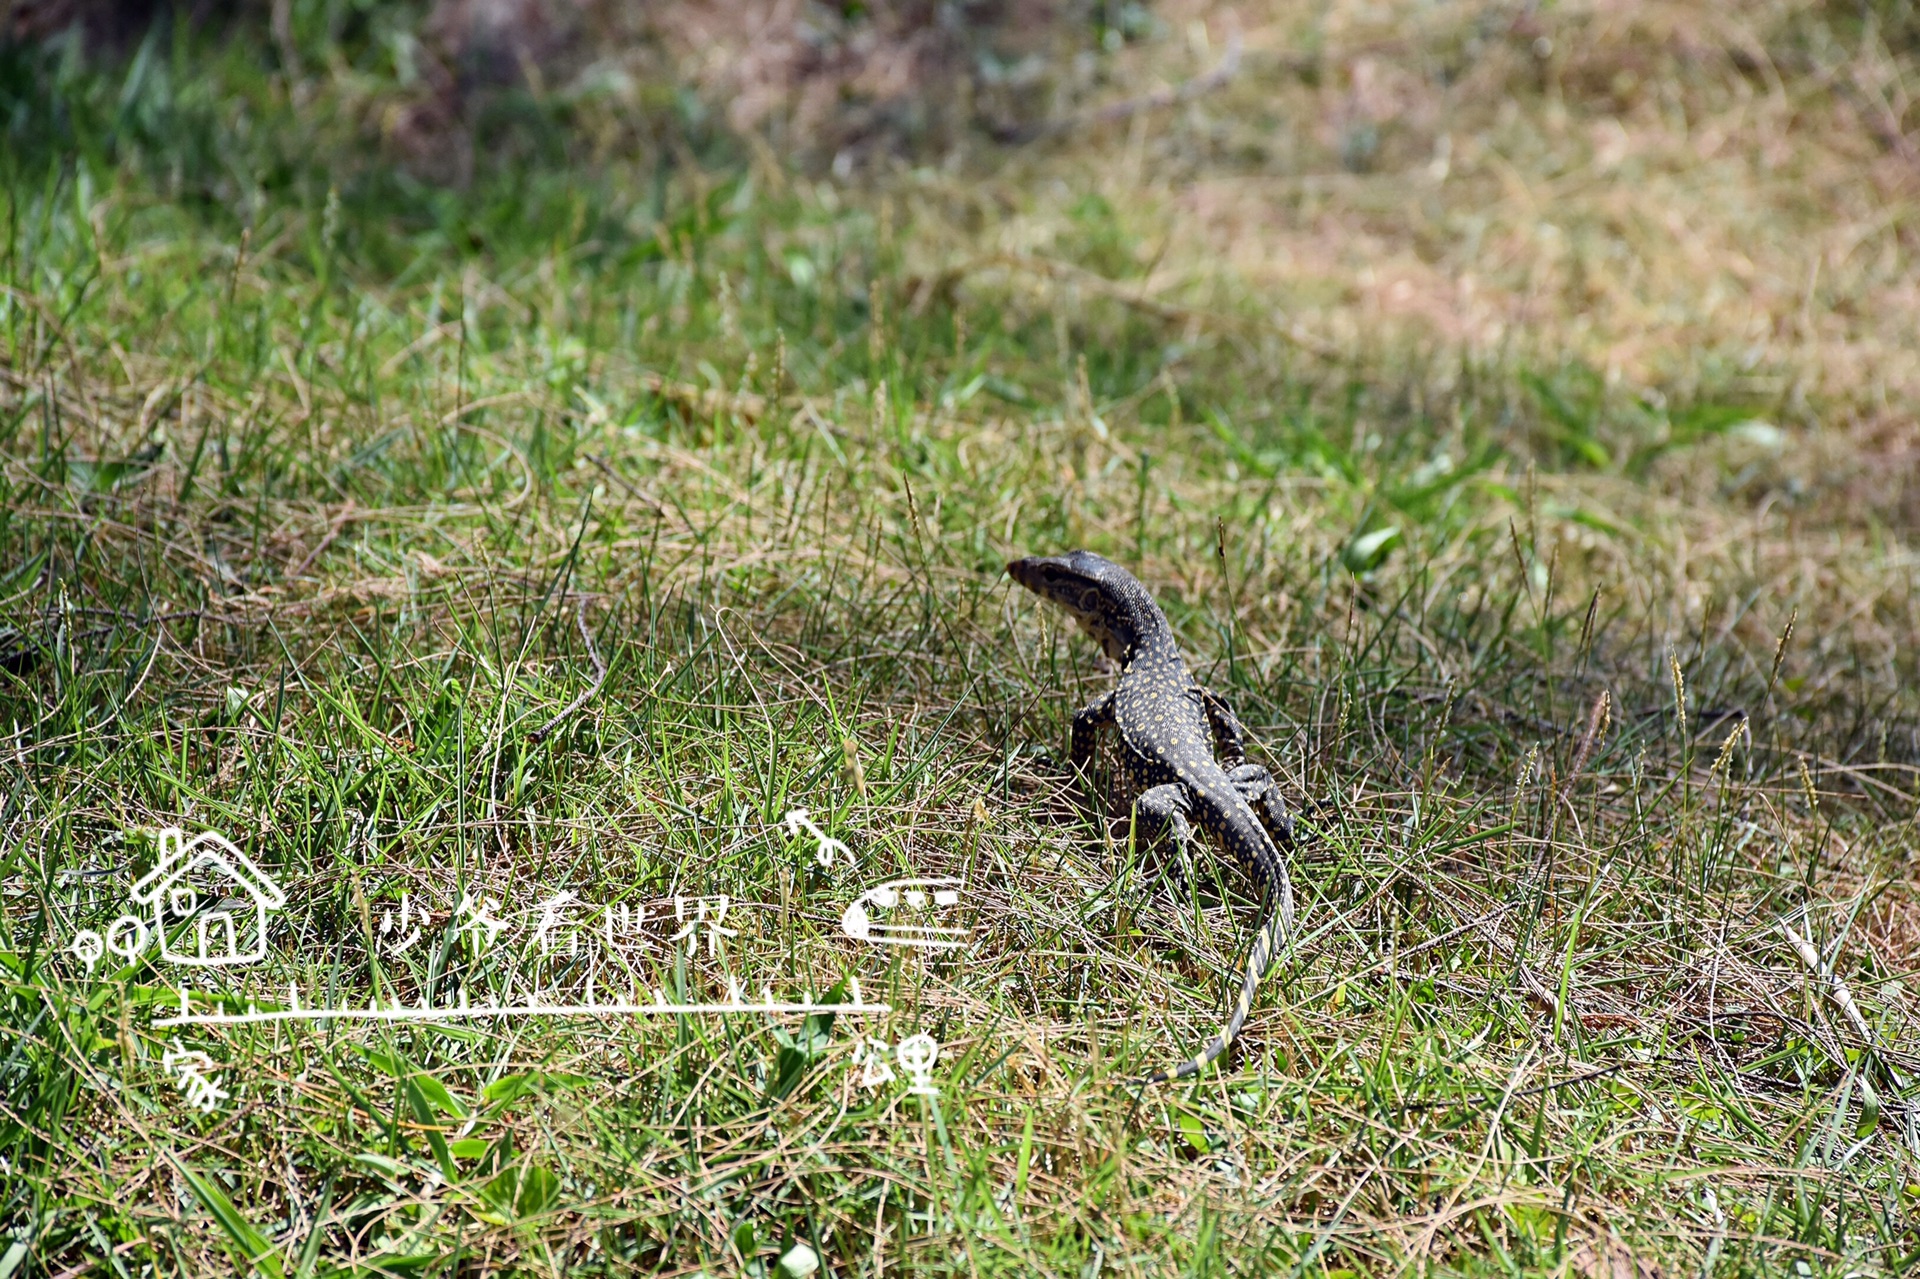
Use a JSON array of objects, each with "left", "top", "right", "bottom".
[
  {"left": 853, "top": 1033, "right": 943, "bottom": 1097},
  {"left": 783, "top": 807, "right": 854, "bottom": 868},
  {"left": 840, "top": 878, "right": 971, "bottom": 951}
]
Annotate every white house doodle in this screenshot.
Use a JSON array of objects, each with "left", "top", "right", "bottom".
[{"left": 129, "top": 827, "right": 286, "bottom": 967}]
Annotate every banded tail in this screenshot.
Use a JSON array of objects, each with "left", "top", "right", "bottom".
[{"left": 1145, "top": 879, "right": 1294, "bottom": 1084}]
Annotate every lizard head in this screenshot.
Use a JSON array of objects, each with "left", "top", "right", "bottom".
[{"left": 1006, "top": 550, "right": 1163, "bottom": 662}]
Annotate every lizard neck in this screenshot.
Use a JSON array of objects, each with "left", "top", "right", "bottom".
[{"left": 1118, "top": 606, "right": 1181, "bottom": 672}]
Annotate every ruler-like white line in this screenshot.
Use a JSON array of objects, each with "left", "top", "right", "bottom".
[{"left": 154, "top": 1001, "right": 892, "bottom": 1028}]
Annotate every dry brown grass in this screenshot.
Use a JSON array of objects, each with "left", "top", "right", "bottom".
[
  {"left": 804, "top": 0, "right": 1920, "bottom": 574},
  {"left": 976, "top": 0, "right": 1920, "bottom": 416}
]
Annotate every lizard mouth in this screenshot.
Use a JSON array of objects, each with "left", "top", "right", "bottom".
[
  {"left": 1005, "top": 557, "right": 1044, "bottom": 590},
  {"left": 1006, "top": 554, "right": 1075, "bottom": 599}
]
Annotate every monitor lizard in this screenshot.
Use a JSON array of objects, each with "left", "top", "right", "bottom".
[{"left": 1009, "top": 549, "right": 1298, "bottom": 1081}]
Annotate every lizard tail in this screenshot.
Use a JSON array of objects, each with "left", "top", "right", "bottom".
[{"left": 1144, "top": 880, "right": 1294, "bottom": 1085}]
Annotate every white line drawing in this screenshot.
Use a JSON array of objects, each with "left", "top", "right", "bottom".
[
  {"left": 153, "top": 979, "right": 890, "bottom": 1028},
  {"left": 896, "top": 1033, "right": 941, "bottom": 1097},
  {"left": 779, "top": 1243, "right": 821, "bottom": 1278},
  {"left": 599, "top": 902, "right": 649, "bottom": 947},
  {"left": 533, "top": 891, "right": 582, "bottom": 956},
  {"left": 454, "top": 890, "right": 510, "bottom": 950},
  {"left": 69, "top": 929, "right": 103, "bottom": 975},
  {"left": 379, "top": 892, "right": 426, "bottom": 955},
  {"left": 785, "top": 808, "right": 853, "bottom": 868},
  {"left": 129, "top": 827, "right": 285, "bottom": 967},
  {"left": 849, "top": 1031, "right": 942, "bottom": 1095},
  {"left": 851, "top": 1036, "right": 896, "bottom": 1088},
  {"left": 161, "top": 1042, "right": 230, "bottom": 1113},
  {"left": 78, "top": 854, "right": 881, "bottom": 982},
  {"left": 668, "top": 895, "right": 738, "bottom": 957},
  {"left": 840, "top": 877, "right": 970, "bottom": 951},
  {"left": 106, "top": 914, "right": 149, "bottom": 962}
]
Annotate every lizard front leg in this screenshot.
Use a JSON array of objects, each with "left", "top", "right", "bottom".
[
  {"left": 1069, "top": 690, "right": 1116, "bottom": 779},
  {"left": 1203, "top": 687, "right": 1295, "bottom": 847}
]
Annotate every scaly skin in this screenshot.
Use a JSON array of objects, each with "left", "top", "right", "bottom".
[{"left": 1008, "top": 550, "right": 1298, "bottom": 1081}]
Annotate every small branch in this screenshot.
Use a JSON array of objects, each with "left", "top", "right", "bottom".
[
  {"left": 1451, "top": 899, "right": 1564, "bottom": 1019},
  {"left": 1397, "top": 1059, "right": 1629, "bottom": 1113},
  {"left": 1300, "top": 901, "right": 1517, "bottom": 1005},
  {"left": 289, "top": 500, "right": 357, "bottom": 579},
  {"left": 586, "top": 454, "right": 671, "bottom": 521},
  {"left": 1515, "top": 961, "right": 1564, "bottom": 1019},
  {"left": 528, "top": 599, "right": 610, "bottom": 745},
  {"left": 1781, "top": 919, "right": 1910, "bottom": 1095},
  {"left": 1556, "top": 689, "right": 1611, "bottom": 807},
  {"left": 1, "top": 608, "right": 206, "bottom": 675},
  {"left": 999, "top": 34, "right": 1243, "bottom": 144}
]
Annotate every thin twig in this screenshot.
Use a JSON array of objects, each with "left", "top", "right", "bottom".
[
  {"left": 1556, "top": 689, "right": 1611, "bottom": 808},
  {"left": 49, "top": 1238, "right": 143, "bottom": 1279},
  {"left": 1299, "top": 901, "right": 1516, "bottom": 1004},
  {"left": 1397, "top": 1059, "right": 1631, "bottom": 1113},
  {"left": 289, "top": 500, "right": 357, "bottom": 578},
  {"left": 1780, "top": 918, "right": 1914, "bottom": 1101},
  {"left": 586, "top": 453, "right": 671, "bottom": 521},
  {"left": 0, "top": 608, "right": 203, "bottom": 675},
  {"left": 528, "top": 599, "right": 610, "bottom": 745},
  {"left": 1455, "top": 899, "right": 1564, "bottom": 1019},
  {"left": 999, "top": 33, "right": 1244, "bottom": 143}
]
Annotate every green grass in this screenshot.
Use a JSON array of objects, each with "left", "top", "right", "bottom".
[{"left": 2, "top": 12, "right": 1918, "bottom": 1277}]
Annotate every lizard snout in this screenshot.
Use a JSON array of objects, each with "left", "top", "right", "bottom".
[{"left": 1005, "top": 557, "right": 1045, "bottom": 592}]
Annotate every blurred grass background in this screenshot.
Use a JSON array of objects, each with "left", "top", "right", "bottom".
[{"left": 1, "top": 0, "right": 1917, "bottom": 1274}]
